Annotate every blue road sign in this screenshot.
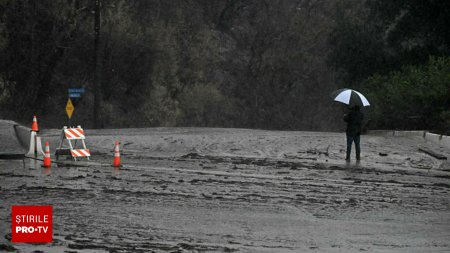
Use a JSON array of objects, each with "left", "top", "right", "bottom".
[
  {"left": 69, "top": 93, "right": 81, "bottom": 98},
  {"left": 68, "top": 88, "right": 85, "bottom": 93}
]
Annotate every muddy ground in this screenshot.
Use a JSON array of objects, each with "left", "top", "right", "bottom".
[{"left": 1, "top": 122, "right": 450, "bottom": 252}]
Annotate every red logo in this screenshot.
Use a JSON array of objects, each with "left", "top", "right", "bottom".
[{"left": 11, "top": 205, "right": 53, "bottom": 243}]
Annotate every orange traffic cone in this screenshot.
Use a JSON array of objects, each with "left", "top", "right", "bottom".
[
  {"left": 113, "top": 141, "right": 121, "bottom": 167},
  {"left": 43, "top": 141, "right": 51, "bottom": 168},
  {"left": 31, "top": 115, "right": 39, "bottom": 132}
]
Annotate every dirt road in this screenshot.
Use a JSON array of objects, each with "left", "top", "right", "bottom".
[{"left": 1, "top": 124, "right": 449, "bottom": 252}]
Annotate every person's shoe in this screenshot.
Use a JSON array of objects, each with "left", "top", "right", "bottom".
[
  {"left": 345, "top": 156, "right": 350, "bottom": 162},
  {"left": 356, "top": 155, "right": 361, "bottom": 161}
]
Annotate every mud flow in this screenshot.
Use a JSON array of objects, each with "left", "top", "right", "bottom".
[{"left": 1, "top": 127, "right": 450, "bottom": 252}]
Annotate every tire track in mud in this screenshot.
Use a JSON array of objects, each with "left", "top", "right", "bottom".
[
  {"left": 3, "top": 155, "right": 449, "bottom": 218},
  {"left": 42, "top": 154, "right": 450, "bottom": 220},
  {"left": 1, "top": 151, "right": 450, "bottom": 252}
]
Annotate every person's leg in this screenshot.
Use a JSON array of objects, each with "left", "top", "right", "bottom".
[
  {"left": 354, "top": 134, "right": 361, "bottom": 160},
  {"left": 346, "top": 134, "right": 353, "bottom": 160}
]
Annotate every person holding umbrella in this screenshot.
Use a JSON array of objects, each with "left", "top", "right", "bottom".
[
  {"left": 331, "top": 88, "right": 370, "bottom": 161},
  {"left": 344, "top": 105, "right": 363, "bottom": 161}
]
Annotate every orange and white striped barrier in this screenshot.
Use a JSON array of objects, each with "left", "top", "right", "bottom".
[
  {"left": 64, "top": 127, "right": 85, "bottom": 140},
  {"left": 71, "top": 149, "right": 91, "bottom": 158},
  {"left": 43, "top": 142, "right": 51, "bottom": 168},
  {"left": 55, "top": 126, "right": 90, "bottom": 161},
  {"left": 113, "top": 141, "right": 121, "bottom": 167}
]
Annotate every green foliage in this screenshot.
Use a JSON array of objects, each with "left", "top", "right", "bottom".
[
  {"left": 328, "top": 1, "right": 391, "bottom": 84},
  {"left": 178, "top": 83, "right": 234, "bottom": 127},
  {"left": 362, "top": 56, "right": 450, "bottom": 133},
  {"left": 366, "top": 0, "right": 450, "bottom": 55},
  {"left": 329, "top": 0, "right": 450, "bottom": 86},
  {"left": 0, "top": 0, "right": 342, "bottom": 130},
  {"left": 329, "top": 0, "right": 450, "bottom": 132},
  {"left": 140, "top": 84, "right": 180, "bottom": 127}
]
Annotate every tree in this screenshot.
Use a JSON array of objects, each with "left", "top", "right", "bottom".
[
  {"left": 329, "top": 0, "right": 450, "bottom": 86},
  {"left": 362, "top": 56, "right": 450, "bottom": 133},
  {"left": 0, "top": 0, "right": 350, "bottom": 131},
  {"left": 0, "top": 1, "right": 90, "bottom": 124}
]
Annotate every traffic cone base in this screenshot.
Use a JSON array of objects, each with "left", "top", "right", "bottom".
[{"left": 26, "top": 131, "right": 45, "bottom": 158}]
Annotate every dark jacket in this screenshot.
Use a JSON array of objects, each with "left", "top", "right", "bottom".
[{"left": 344, "top": 108, "right": 364, "bottom": 136}]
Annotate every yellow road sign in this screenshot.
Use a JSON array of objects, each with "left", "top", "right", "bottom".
[{"left": 66, "top": 98, "right": 74, "bottom": 119}]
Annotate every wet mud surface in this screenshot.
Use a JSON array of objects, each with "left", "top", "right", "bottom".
[{"left": 1, "top": 127, "right": 450, "bottom": 252}]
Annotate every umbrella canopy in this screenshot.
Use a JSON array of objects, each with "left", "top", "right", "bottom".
[{"left": 331, "top": 88, "right": 370, "bottom": 107}]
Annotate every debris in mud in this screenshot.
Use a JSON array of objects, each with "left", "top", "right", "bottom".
[
  {"left": 0, "top": 243, "right": 16, "bottom": 252},
  {"left": 181, "top": 152, "right": 203, "bottom": 159},
  {"left": 306, "top": 146, "right": 330, "bottom": 156},
  {"left": 190, "top": 178, "right": 200, "bottom": 184},
  {"left": 62, "top": 175, "right": 86, "bottom": 180},
  {"left": 419, "top": 147, "right": 447, "bottom": 160},
  {"left": 348, "top": 197, "right": 358, "bottom": 205},
  {"left": 0, "top": 172, "right": 33, "bottom": 178},
  {"left": 56, "top": 162, "right": 91, "bottom": 168},
  {"left": 434, "top": 174, "right": 450, "bottom": 179},
  {"left": 284, "top": 154, "right": 317, "bottom": 160},
  {"left": 379, "top": 152, "right": 388, "bottom": 156},
  {"left": 438, "top": 162, "right": 450, "bottom": 171},
  {"left": 68, "top": 243, "right": 109, "bottom": 250},
  {"left": 433, "top": 183, "right": 450, "bottom": 189},
  {"left": 177, "top": 242, "right": 237, "bottom": 252}
]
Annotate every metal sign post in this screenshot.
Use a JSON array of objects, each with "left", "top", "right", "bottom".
[{"left": 67, "top": 88, "right": 85, "bottom": 126}]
